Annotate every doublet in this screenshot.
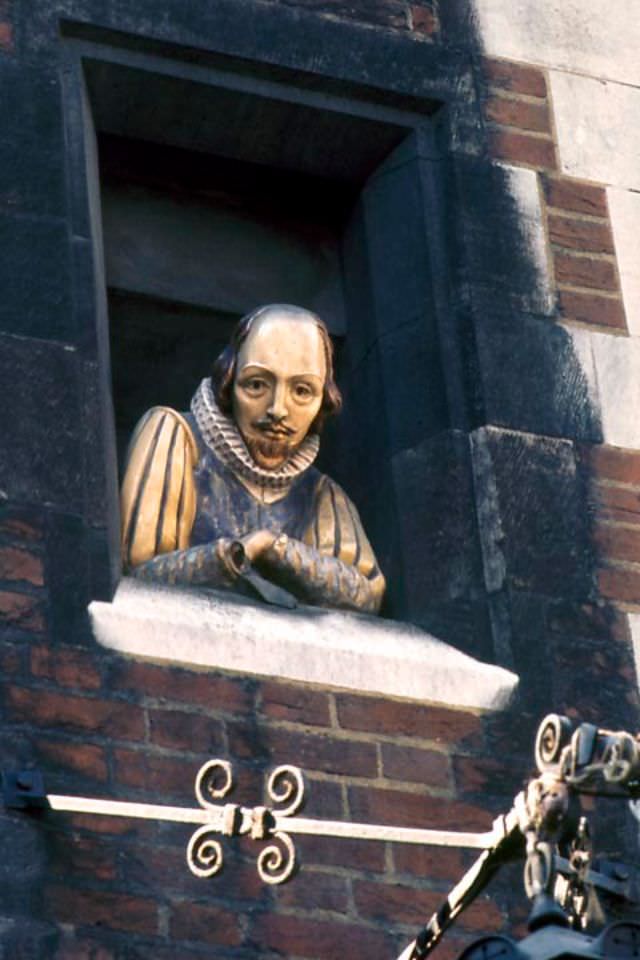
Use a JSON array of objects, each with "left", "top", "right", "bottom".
[{"left": 120, "top": 402, "right": 385, "bottom": 614}]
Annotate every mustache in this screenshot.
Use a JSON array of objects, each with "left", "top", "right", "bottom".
[{"left": 254, "top": 418, "right": 295, "bottom": 437}]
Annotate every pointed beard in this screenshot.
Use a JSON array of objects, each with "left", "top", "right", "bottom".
[{"left": 245, "top": 434, "right": 295, "bottom": 469}]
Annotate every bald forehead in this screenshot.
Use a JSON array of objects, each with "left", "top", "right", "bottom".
[{"left": 237, "top": 311, "right": 327, "bottom": 381}]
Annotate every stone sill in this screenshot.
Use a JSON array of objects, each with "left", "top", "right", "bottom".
[{"left": 89, "top": 578, "right": 518, "bottom": 711}]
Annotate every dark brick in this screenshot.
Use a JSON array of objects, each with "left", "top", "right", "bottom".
[
  {"left": 276, "top": 870, "right": 350, "bottom": 912},
  {"left": 594, "top": 523, "right": 640, "bottom": 566},
  {"left": 169, "top": 900, "right": 243, "bottom": 946},
  {"left": 265, "top": 727, "right": 378, "bottom": 778},
  {"left": 392, "top": 843, "right": 470, "bottom": 883},
  {"left": 296, "top": 834, "right": 386, "bottom": 872},
  {"left": 555, "top": 252, "right": 618, "bottom": 292},
  {"left": 0, "top": 545, "right": 43, "bottom": 585},
  {"left": 49, "top": 832, "right": 116, "bottom": 882},
  {"left": 598, "top": 566, "right": 640, "bottom": 604},
  {"left": 35, "top": 738, "right": 108, "bottom": 782},
  {"left": 30, "top": 644, "right": 101, "bottom": 690},
  {"left": 113, "top": 747, "right": 199, "bottom": 797},
  {"left": 484, "top": 95, "right": 551, "bottom": 134},
  {"left": 585, "top": 444, "right": 640, "bottom": 486},
  {"left": 336, "top": 695, "right": 483, "bottom": 746},
  {"left": 381, "top": 743, "right": 451, "bottom": 787},
  {"left": 45, "top": 885, "right": 157, "bottom": 935},
  {"left": 55, "top": 937, "right": 116, "bottom": 960},
  {"left": 487, "top": 129, "right": 556, "bottom": 169},
  {"left": 410, "top": 4, "right": 439, "bottom": 37},
  {"left": 543, "top": 176, "right": 609, "bottom": 217},
  {"left": 250, "top": 913, "right": 395, "bottom": 960},
  {"left": 0, "top": 21, "right": 12, "bottom": 51},
  {"left": 349, "top": 784, "right": 491, "bottom": 831},
  {"left": 109, "top": 659, "right": 253, "bottom": 713},
  {"left": 482, "top": 58, "right": 548, "bottom": 98},
  {"left": 0, "top": 589, "right": 44, "bottom": 632},
  {"left": 548, "top": 213, "right": 614, "bottom": 255},
  {"left": 5, "top": 687, "right": 145, "bottom": 740},
  {"left": 453, "top": 755, "right": 517, "bottom": 795},
  {"left": 559, "top": 290, "right": 627, "bottom": 330},
  {"left": 354, "top": 877, "right": 441, "bottom": 925},
  {"left": 0, "top": 507, "right": 43, "bottom": 542},
  {"left": 259, "top": 680, "right": 331, "bottom": 727},
  {"left": 148, "top": 709, "right": 225, "bottom": 752}
]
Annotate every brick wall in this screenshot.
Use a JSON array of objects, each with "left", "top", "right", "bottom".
[{"left": 2, "top": 1, "right": 640, "bottom": 958}]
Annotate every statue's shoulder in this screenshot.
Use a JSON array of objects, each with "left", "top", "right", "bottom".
[{"left": 132, "top": 406, "right": 199, "bottom": 465}]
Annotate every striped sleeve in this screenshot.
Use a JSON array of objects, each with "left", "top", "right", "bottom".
[
  {"left": 120, "top": 407, "right": 198, "bottom": 570},
  {"left": 305, "top": 476, "right": 386, "bottom": 602}
]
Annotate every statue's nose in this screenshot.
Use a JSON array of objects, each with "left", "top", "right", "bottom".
[{"left": 267, "top": 383, "right": 288, "bottom": 421}]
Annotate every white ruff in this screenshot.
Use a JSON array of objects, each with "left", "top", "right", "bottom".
[{"left": 191, "top": 378, "right": 320, "bottom": 491}]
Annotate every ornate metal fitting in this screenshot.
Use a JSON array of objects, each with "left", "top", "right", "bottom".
[{"left": 186, "top": 759, "right": 306, "bottom": 885}]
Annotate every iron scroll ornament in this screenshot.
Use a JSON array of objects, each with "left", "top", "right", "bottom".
[{"left": 186, "top": 760, "right": 306, "bottom": 884}]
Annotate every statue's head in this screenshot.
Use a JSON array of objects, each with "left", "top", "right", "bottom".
[{"left": 212, "top": 304, "right": 342, "bottom": 470}]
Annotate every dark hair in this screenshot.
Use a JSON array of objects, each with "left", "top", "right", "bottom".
[{"left": 212, "top": 304, "right": 342, "bottom": 433}]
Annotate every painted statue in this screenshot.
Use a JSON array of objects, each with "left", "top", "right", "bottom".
[{"left": 120, "top": 304, "right": 385, "bottom": 613}]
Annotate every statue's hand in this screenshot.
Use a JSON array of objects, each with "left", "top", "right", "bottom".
[{"left": 241, "top": 529, "right": 277, "bottom": 564}]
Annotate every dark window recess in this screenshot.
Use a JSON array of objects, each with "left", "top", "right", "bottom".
[{"left": 100, "top": 134, "right": 356, "bottom": 464}]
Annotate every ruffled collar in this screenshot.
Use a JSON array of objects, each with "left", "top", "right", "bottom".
[{"left": 190, "top": 378, "right": 319, "bottom": 491}]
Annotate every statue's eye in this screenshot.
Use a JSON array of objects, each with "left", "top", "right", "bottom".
[
  {"left": 293, "top": 382, "right": 313, "bottom": 400},
  {"left": 245, "top": 378, "right": 266, "bottom": 393}
]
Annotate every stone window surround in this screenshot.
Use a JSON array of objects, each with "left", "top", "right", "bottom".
[{"left": 61, "top": 12, "right": 518, "bottom": 707}]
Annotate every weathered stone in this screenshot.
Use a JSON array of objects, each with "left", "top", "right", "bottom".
[{"left": 607, "top": 187, "right": 640, "bottom": 337}]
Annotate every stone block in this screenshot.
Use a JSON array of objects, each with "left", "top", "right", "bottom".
[
  {"left": 454, "top": 158, "right": 554, "bottom": 317},
  {"left": 478, "top": 427, "right": 593, "bottom": 600},
  {"left": 589, "top": 331, "right": 640, "bottom": 449},
  {"left": 607, "top": 187, "right": 640, "bottom": 337},
  {"left": 474, "top": 0, "right": 640, "bottom": 89},
  {"left": 473, "top": 310, "right": 602, "bottom": 443},
  {"left": 0, "top": 335, "right": 83, "bottom": 510},
  {"left": 550, "top": 71, "right": 640, "bottom": 191},
  {"left": 0, "top": 60, "right": 66, "bottom": 217},
  {"left": 0, "top": 212, "right": 72, "bottom": 341}
]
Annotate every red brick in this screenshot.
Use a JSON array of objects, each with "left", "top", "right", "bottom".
[
  {"left": 482, "top": 58, "right": 547, "bottom": 98},
  {"left": 55, "top": 937, "right": 116, "bottom": 960},
  {"left": 336, "top": 695, "right": 483, "bottom": 747},
  {"left": 296, "top": 834, "right": 386, "bottom": 872},
  {"left": 484, "top": 95, "right": 551, "bottom": 134},
  {"left": 259, "top": 680, "right": 331, "bottom": 727},
  {"left": 148, "top": 708, "right": 224, "bottom": 752},
  {"left": 593, "top": 483, "right": 640, "bottom": 520},
  {"left": 410, "top": 4, "right": 439, "bottom": 37},
  {"left": 0, "top": 545, "right": 43, "bottom": 585},
  {"left": 251, "top": 913, "right": 395, "bottom": 960},
  {"left": 109, "top": 659, "right": 253, "bottom": 713},
  {"left": 45, "top": 885, "right": 157, "bottom": 935},
  {"left": 36, "top": 738, "right": 108, "bottom": 782},
  {"left": 0, "top": 510, "right": 43, "bottom": 542},
  {"left": 349, "top": 784, "right": 491, "bottom": 831},
  {"left": 543, "top": 176, "right": 609, "bottom": 217},
  {"left": 548, "top": 213, "right": 615, "bottom": 255},
  {"left": 453, "top": 755, "right": 517, "bottom": 795},
  {"left": 49, "top": 832, "right": 117, "bottom": 882},
  {"left": 555, "top": 252, "right": 618, "bottom": 292},
  {"left": 0, "top": 21, "right": 12, "bottom": 51},
  {"left": 381, "top": 743, "right": 451, "bottom": 788},
  {"left": 460, "top": 896, "right": 505, "bottom": 933},
  {"left": 301, "top": 776, "right": 345, "bottom": 819},
  {"left": 122, "top": 842, "right": 264, "bottom": 900},
  {"left": 594, "top": 523, "right": 640, "bottom": 566},
  {"left": 31, "top": 645, "right": 101, "bottom": 690},
  {"left": 546, "top": 598, "right": 629, "bottom": 642},
  {"left": 169, "top": 901, "right": 243, "bottom": 946},
  {"left": 585, "top": 445, "right": 640, "bottom": 486},
  {"left": 392, "top": 843, "right": 470, "bottom": 883},
  {"left": 267, "top": 727, "right": 378, "bottom": 778},
  {"left": 276, "top": 870, "right": 350, "bottom": 912},
  {"left": 558, "top": 290, "right": 627, "bottom": 331},
  {"left": 0, "top": 589, "right": 45, "bottom": 632},
  {"left": 354, "top": 878, "right": 441, "bottom": 925},
  {"left": 487, "top": 128, "right": 556, "bottom": 169},
  {"left": 598, "top": 566, "right": 640, "bottom": 604},
  {"left": 67, "top": 813, "right": 140, "bottom": 836},
  {"left": 6, "top": 686, "right": 144, "bottom": 740},
  {"left": 114, "top": 747, "right": 205, "bottom": 799}
]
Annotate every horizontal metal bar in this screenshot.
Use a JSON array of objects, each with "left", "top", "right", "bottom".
[
  {"left": 273, "top": 815, "right": 495, "bottom": 848},
  {"left": 48, "top": 795, "right": 222, "bottom": 825}
]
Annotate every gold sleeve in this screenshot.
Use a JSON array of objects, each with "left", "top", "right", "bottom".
[
  {"left": 120, "top": 407, "right": 198, "bottom": 570},
  {"left": 303, "top": 476, "right": 386, "bottom": 610}
]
